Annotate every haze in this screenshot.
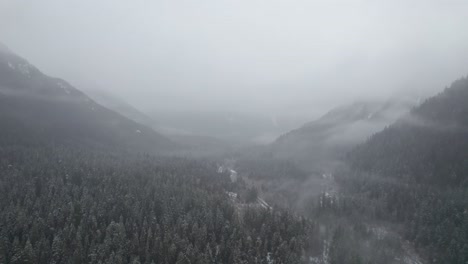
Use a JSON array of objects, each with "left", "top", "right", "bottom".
[{"left": 1, "top": 0, "right": 468, "bottom": 119}]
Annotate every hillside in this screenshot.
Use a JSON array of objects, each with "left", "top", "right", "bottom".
[
  {"left": 80, "top": 87, "right": 156, "bottom": 129},
  {"left": 269, "top": 99, "right": 414, "bottom": 171},
  {"left": 349, "top": 77, "right": 468, "bottom": 187},
  {"left": 338, "top": 77, "right": 468, "bottom": 263},
  {"left": 0, "top": 44, "right": 175, "bottom": 153}
]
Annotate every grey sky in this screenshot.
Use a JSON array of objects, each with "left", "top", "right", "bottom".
[{"left": 1, "top": 0, "right": 468, "bottom": 118}]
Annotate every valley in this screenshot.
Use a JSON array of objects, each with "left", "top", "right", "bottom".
[{"left": 1, "top": 3, "right": 468, "bottom": 261}]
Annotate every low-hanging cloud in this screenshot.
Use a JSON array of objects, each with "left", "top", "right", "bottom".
[{"left": 0, "top": 0, "right": 467, "bottom": 121}]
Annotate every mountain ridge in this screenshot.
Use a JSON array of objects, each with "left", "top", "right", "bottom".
[
  {"left": 348, "top": 77, "right": 468, "bottom": 186},
  {"left": 0, "top": 43, "right": 176, "bottom": 153},
  {"left": 268, "top": 98, "right": 415, "bottom": 171}
]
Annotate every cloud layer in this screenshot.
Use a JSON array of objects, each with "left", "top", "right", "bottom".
[{"left": 1, "top": 0, "right": 468, "bottom": 119}]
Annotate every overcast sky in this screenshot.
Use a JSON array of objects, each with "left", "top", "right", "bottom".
[{"left": 1, "top": 0, "right": 468, "bottom": 118}]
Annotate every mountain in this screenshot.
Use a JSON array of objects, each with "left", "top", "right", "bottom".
[
  {"left": 269, "top": 99, "right": 415, "bottom": 171},
  {"left": 337, "top": 77, "right": 468, "bottom": 263},
  {"left": 349, "top": 77, "right": 468, "bottom": 187},
  {"left": 149, "top": 110, "right": 304, "bottom": 145},
  {"left": 76, "top": 85, "right": 236, "bottom": 156},
  {"left": 80, "top": 87, "right": 156, "bottom": 129},
  {"left": 0, "top": 44, "right": 175, "bottom": 152}
]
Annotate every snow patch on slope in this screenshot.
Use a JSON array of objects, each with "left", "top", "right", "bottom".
[
  {"left": 17, "top": 63, "right": 32, "bottom": 77},
  {"left": 57, "top": 82, "right": 72, "bottom": 94}
]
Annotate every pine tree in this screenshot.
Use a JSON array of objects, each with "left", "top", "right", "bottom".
[
  {"left": 10, "top": 237, "right": 23, "bottom": 264},
  {"left": 23, "top": 239, "right": 35, "bottom": 264}
]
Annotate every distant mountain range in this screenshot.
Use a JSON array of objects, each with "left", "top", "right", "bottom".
[
  {"left": 0, "top": 43, "right": 175, "bottom": 153},
  {"left": 268, "top": 99, "right": 416, "bottom": 171},
  {"left": 148, "top": 110, "right": 300, "bottom": 145}
]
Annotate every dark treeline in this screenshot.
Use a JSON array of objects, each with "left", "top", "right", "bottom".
[{"left": 0, "top": 146, "right": 319, "bottom": 264}]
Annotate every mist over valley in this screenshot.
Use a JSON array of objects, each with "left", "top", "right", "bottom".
[{"left": 1, "top": 1, "right": 468, "bottom": 263}]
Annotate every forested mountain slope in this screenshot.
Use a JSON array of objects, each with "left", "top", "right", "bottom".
[
  {"left": 339, "top": 77, "right": 468, "bottom": 263},
  {"left": 0, "top": 44, "right": 175, "bottom": 153},
  {"left": 80, "top": 87, "right": 157, "bottom": 130},
  {"left": 349, "top": 77, "right": 468, "bottom": 187},
  {"left": 269, "top": 99, "right": 413, "bottom": 170}
]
